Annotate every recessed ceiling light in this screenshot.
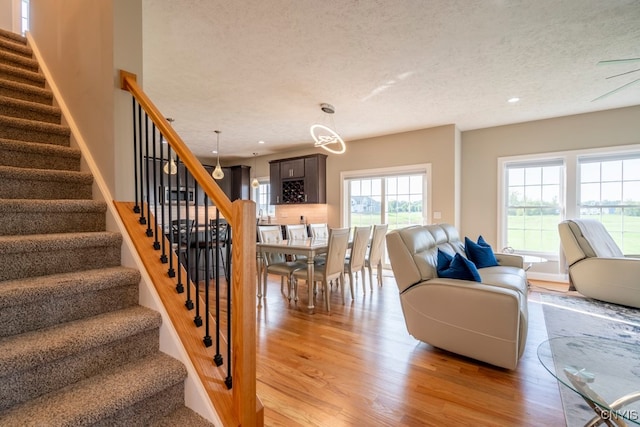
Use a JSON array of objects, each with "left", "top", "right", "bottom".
[
  {"left": 258, "top": 140, "right": 265, "bottom": 144},
  {"left": 507, "top": 97, "right": 520, "bottom": 103}
]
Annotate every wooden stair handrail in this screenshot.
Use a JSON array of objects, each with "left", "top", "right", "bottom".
[
  {"left": 118, "top": 70, "right": 261, "bottom": 426},
  {"left": 119, "top": 70, "right": 233, "bottom": 223}
]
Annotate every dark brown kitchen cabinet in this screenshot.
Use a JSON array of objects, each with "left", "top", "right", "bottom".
[
  {"left": 279, "top": 158, "right": 305, "bottom": 179},
  {"left": 203, "top": 164, "right": 250, "bottom": 202},
  {"left": 269, "top": 154, "right": 327, "bottom": 204}
]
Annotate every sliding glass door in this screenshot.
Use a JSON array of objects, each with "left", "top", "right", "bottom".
[{"left": 343, "top": 165, "right": 430, "bottom": 266}]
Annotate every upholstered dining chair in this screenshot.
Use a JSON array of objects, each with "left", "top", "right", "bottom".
[
  {"left": 285, "top": 224, "right": 310, "bottom": 262},
  {"left": 292, "top": 227, "right": 350, "bottom": 312},
  {"left": 364, "top": 224, "right": 388, "bottom": 289},
  {"left": 285, "top": 224, "right": 309, "bottom": 240},
  {"left": 309, "top": 223, "right": 329, "bottom": 239},
  {"left": 343, "top": 225, "right": 372, "bottom": 298},
  {"left": 257, "top": 225, "right": 305, "bottom": 300}
]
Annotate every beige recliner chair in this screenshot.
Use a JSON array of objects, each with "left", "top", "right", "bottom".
[
  {"left": 386, "top": 224, "right": 528, "bottom": 370},
  {"left": 558, "top": 219, "right": 640, "bottom": 308}
]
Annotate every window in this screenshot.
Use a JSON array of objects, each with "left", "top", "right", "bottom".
[
  {"left": 21, "top": 0, "right": 29, "bottom": 35},
  {"left": 342, "top": 164, "right": 430, "bottom": 231},
  {"left": 578, "top": 154, "right": 640, "bottom": 253},
  {"left": 342, "top": 164, "right": 430, "bottom": 267},
  {"left": 503, "top": 160, "right": 564, "bottom": 254},
  {"left": 499, "top": 145, "right": 640, "bottom": 257},
  {"left": 254, "top": 180, "right": 275, "bottom": 219}
]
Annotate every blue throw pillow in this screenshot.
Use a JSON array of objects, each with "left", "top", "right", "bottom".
[
  {"left": 437, "top": 248, "right": 453, "bottom": 267},
  {"left": 465, "top": 236, "right": 499, "bottom": 268},
  {"left": 436, "top": 249, "right": 482, "bottom": 282}
]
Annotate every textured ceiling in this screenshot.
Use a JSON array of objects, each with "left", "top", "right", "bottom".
[{"left": 142, "top": 0, "right": 640, "bottom": 164}]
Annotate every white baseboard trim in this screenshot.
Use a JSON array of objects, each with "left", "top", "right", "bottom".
[{"left": 527, "top": 271, "right": 568, "bottom": 283}]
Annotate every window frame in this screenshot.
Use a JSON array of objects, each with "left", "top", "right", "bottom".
[
  {"left": 498, "top": 144, "right": 640, "bottom": 260},
  {"left": 340, "top": 163, "right": 432, "bottom": 228}
]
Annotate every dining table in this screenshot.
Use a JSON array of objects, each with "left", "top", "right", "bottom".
[{"left": 256, "top": 237, "right": 330, "bottom": 313}]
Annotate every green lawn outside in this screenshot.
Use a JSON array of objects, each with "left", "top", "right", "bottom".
[
  {"left": 508, "top": 214, "right": 640, "bottom": 254},
  {"left": 349, "top": 212, "right": 640, "bottom": 254}
]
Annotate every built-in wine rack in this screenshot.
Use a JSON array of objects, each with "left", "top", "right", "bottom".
[{"left": 282, "top": 179, "right": 306, "bottom": 203}]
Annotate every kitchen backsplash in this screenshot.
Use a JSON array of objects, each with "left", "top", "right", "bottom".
[{"left": 268, "top": 204, "right": 328, "bottom": 225}]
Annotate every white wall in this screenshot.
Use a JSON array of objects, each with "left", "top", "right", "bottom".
[
  {"left": 28, "top": 0, "right": 140, "bottom": 200},
  {"left": 461, "top": 105, "right": 640, "bottom": 278},
  {"left": 0, "top": 0, "right": 21, "bottom": 33},
  {"left": 256, "top": 124, "right": 461, "bottom": 229},
  {"left": 461, "top": 105, "right": 640, "bottom": 241}
]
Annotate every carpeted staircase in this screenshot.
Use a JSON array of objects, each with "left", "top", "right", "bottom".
[{"left": 0, "top": 28, "right": 213, "bottom": 426}]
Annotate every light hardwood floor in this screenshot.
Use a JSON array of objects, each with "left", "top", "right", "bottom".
[{"left": 252, "top": 272, "right": 571, "bottom": 426}]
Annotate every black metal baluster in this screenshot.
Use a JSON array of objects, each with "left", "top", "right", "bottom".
[
  {"left": 213, "top": 210, "right": 223, "bottom": 367},
  {"left": 165, "top": 144, "right": 176, "bottom": 276},
  {"left": 158, "top": 130, "right": 168, "bottom": 263},
  {"left": 225, "top": 223, "right": 232, "bottom": 284},
  {"left": 131, "top": 97, "right": 140, "bottom": 214},
  {"left": 151, "top": 124, "right": 161, "bottom": 250},
  {"left": 144, "top": 115, "right": 153, "bottom": 237},
  {"left": 184, "top": 159, "right": 194, "bottom": 310},
  {"left": 202, "top": 196, "right": 212, "bottom": 344},
  {"left": 137, "top": 104, "right": 146, "bottom": 224},
  {"left": 225, "top": 230, "right": 232, "bottom": 389},
  {"left": 193, "top": 180, "right": 203, "bottom": 327},
  {"left": 173, "top": 152, "right": 183, "bottom": 291}
]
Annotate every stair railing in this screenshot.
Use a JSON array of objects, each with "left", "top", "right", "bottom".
[{"left": 118, "top": 70, "right": 259, "bottom": 426}]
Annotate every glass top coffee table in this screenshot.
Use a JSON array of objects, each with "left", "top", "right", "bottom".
[{"left": 538, "top": 336, "right": 640, "bottom": 426}]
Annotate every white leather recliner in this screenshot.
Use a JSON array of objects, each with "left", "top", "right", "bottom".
[
  {"left": 386, "top": 224, "right": 529, "bottom": 370},
  {"left": 558, "top": 219, "right": 640, "bottom": 308}
]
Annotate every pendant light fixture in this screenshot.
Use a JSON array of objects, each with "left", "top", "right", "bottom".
[
  {"left": 162, "top": 118, "right": 177, "bottom": 174},
  {"left": 163, "top": 157, "right": 178, "bottom": 175},
  {"left": 310, "top": 103, "right": 346, "bottom": 154},
  {"left": 212, "top": 130, "right": 224, "bottom": 180},
  {"left": 251, "top": 152, "right": 260, "bottom": 189}
]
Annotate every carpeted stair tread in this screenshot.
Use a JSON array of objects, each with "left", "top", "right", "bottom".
[
  {"left": 0, "top": 62, "right": 46, "bottom": 87},
  {"left": 0, "top": 352, "right": 187, "bottom": 426},
  {"left": 0, "top": 165, "right": 89, "bottom": 182},
  {"left": 0, "top": 266, "right": 140, "bottom": 310},
  {"left": 0, "top": 49, "right": 38, "bottom": 72},
  {"left": 0, "top": 165, "right": 93, "bottom": 200},
  {"left": 0, "top": 28, "right": 210, "bottom": 425},
  {"left": 0, "top": 115, "right": 70, "bottom": 145},
  {"left": 0, "top": 76, "right": 53, "bottom": 104},
  {"left": 0, "top": 198, "right": 103, "bottom": 214},
  {"left": 0, "top": 231, "right": 122, "bottom": 281},
  {"left": 0, "top": 266, "right": 140, "bottom": 337},
  {"left": 0, "top": 28, "right": 27, "bottom": 45},
  {"left": 0, "top": 95, "right": 61, "bottom": 123},
  {"left": 0, "top": 231, "right": 121, "bottom": 254},
  {"left": 0, "top": 199, "right": 106, "bottom": 235},
  {"left": 0, "top": 306, "right": 161, "bottom": 376},
  {"left": 0, "top": 137, "right": 80, "bottom": 170},
  {"left": 0, "top": 36, "right": 32, "bottom": 58}
]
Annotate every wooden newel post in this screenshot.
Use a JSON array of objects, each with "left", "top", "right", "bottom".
[{"left": 231, "top": 199, "right": 260, "bottom": 426}]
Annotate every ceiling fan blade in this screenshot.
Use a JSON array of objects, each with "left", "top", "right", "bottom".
[
  {"left": 591, "top": 78, "right": 640, "bottom": 102},
  {"left": 598, "top": 58, "right": 640, "bottom": 65},
  {"left": 606, "top": 68, "right": 640, "bottom": 79}
]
